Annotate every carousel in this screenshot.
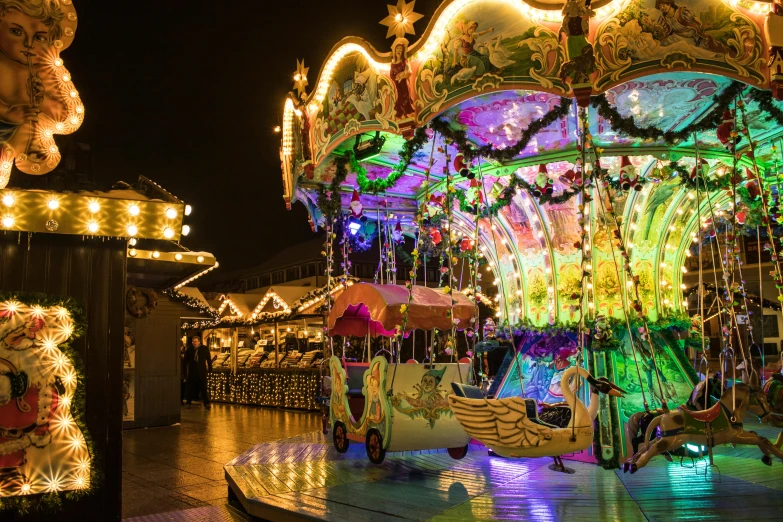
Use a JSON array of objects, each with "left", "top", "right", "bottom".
[{"left": 225, "top": 1, "right": 783, "bottom": 520}]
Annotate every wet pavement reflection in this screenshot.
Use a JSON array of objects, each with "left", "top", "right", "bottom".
[{"left": 122, "top": 403, "right": 321, "bottom": 519}]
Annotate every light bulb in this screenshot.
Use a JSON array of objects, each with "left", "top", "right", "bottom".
[
  {"left": 181, "top": 225, "right": 190, "bottom": 236},
  {"left": 2, "top": 216, "right": 14, "bottom": 228},
  {"left": 87, "top": 221, "right": 99, "bottom": 233},
  {"left": 274, "top": 126, "right": 281, "bottom": 133},
  {"left": 88, "top": 201, "right": 100, "bottom": 213},
  {"left": 128, "top": 204, "right": 140, "bottom": 216},
  {"left": 163, "top": 227, "right": 174, "bottom": 239},
  {"left": 127, "top": 225, "right": 138, "bottom": 237},
  {"left": 128, "top": 249, "right": 137, "bottom": 257},
  {"left": 184, "top": 205, "right": 192, "bottom": 216},
  {"left": 197, "top": 256, "right": 204, "bottom": 263},
  {"left": 2, "top": 194, "right": 14, "bottom": 207},
  {"left": 47, "top": 198, "right": 60, "bottom": 210},
  {"left": 129, "top": 238, "right": 137, "bottom": 246},
  {"left": 175, "top": 253, "right": 183, "bottom": 261},
  {"left": 165, "top": 208, "right": 177, "bottom": 219},
  {"left": 152, "top": 251, "right": 161, "bottom": 259}
]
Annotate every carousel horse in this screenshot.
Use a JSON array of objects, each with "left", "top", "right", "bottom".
[
  {"left": 624, "top": 383, "right": 783, "bottom": 473},
  {"left": 626, "top": 373, "right": 724, "bottom": 454},
  {"left": 449, "top": 366, "right": 625, "bottom": 469},
  {"left": 761, "top": 373, "right": 783, "bottom": 427}
]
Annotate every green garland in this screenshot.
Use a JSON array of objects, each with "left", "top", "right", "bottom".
[
  {"left": 0, "top": 292, "right": 101, "bottom": 517},
  {"left": 453, "top": 175, "right": 580, "bottom": 216},
  {"left": 317, "top": 157, "right": 349, "bottom": 220},
  {"left": 747, "top": 89, "right": 783, "bottom": 127},
  {"left": 429, "top": 97, "right": 573, "bottom": 162},
  {"left": 591, "top": 81, "right": 747, "bottom": 145},
  {"left": 164, "top": 289, "right": 218, "bottom": 321},
  {"left": 349, "top": 126, "right": 429, "bottom": 195}
]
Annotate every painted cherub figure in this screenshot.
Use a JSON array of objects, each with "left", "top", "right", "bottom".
[
  {"left": 365, "top": 362, "right": 384, "bottom": 425},
  {"left": 0, "top": 1, "right": 69, "bottom": 172}
]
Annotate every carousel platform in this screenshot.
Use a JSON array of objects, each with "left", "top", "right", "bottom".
[{"left": 224, "top": 421, "right": 783, "bottom": 522}]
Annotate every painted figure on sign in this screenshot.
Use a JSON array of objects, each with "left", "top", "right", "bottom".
[
  {"left": 0, "top": 309, "right": 57, "bottom": 483},
  {"left": 345, "top": 55, "right": 379, "bottom": 121},
  {"left": 390, "top": 37, "right": 415, "bottom": 119},
  {"left": 392, "top": 366, "right": 452, "bottom": 428},
  {"left": 652, "top": 0, "right": 728, "bottom": 55},
  {"left": 366, "top": 362, "right": 384, "bottom": 424},
  {"left": 0, "top": 0, "right": 72, "bottom": 175}
]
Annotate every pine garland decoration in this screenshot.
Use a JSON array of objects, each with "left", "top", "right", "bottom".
[
  {"left": 429, "top": 97, "right": 573, "bottom": 162},
  {"left": 590, "top": 81, "right": 746, "bottom": 145},
  {"left": 349, "top": 126, "right": 429, "bottom": 194}
]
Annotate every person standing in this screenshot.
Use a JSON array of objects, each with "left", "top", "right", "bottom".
[{"left": 185, "top": 334, "right": 212, "bottom": 409}]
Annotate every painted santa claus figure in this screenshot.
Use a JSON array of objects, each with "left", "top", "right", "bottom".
[
  {"left": 766, "top": 0, "right": 783, "bottom": 99},
  {"left": 0, "top": 310, "right": 59, "bottom": 482}
]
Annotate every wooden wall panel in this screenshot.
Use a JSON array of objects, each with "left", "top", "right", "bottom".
[{"left": 0, "top": 233, "right": 126, "bottom": 522}]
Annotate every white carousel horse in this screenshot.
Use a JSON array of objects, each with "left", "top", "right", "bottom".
[
  {"left": 448, "top": 366, "right": 625, "bottom": 462},
  {"left": 624, "top": 383, "right": 783, "bottom": 473}
]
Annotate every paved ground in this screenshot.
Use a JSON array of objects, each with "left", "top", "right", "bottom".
[
  {"left": 226, "top": 419, "right": 783, "bottom": 522},
  {"left": 122, "top": 403, "right": 321, "bottom": 520}
]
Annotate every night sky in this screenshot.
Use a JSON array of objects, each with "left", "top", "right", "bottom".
[{"left": 34, "top": 0, "right": 443, "bottom": 272}]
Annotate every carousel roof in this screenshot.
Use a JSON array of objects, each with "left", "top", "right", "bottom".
[{"left": 280, "top": 0, "right": 783, "bottom": 327}]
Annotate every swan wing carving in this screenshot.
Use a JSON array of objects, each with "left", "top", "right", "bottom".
[{"left": 449, "top": 395, "right": 554, "bottom": 449}]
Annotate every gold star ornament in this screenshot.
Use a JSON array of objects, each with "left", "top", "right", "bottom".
[
  {"left": 293, "top": 59, "right": 309, "bottom": 96},
  {"left": 379, "top": 0, "right": 424, "bottom": 39}
]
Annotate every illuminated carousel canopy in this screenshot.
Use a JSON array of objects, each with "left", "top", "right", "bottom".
[{"left": 280, "top": 0, "right": 783, "bottom": 327}]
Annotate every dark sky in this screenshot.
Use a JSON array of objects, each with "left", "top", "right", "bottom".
[{"left": 47, "top": 0, "right": 442, "bottom": 272}]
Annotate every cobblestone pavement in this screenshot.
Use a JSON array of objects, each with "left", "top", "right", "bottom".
[{"left": 122, "top": 403, "right": 321, "bottom": 519}]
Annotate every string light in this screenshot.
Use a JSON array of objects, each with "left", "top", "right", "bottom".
[
  {"left": 128, "top": 204, "right": 140, "bottom": 216},
  {"left": 88, "top": 201, "right": 100, "bottom": 213},
  {"left": 2, "top": 193, "right": 14, "bottom": 207},
  {"left": 165, "top": 208, "right": 177, "bottom": 219},
  {"left": 47, "top": 198, "right": 60, "bottom": 210},
  {"left": 185, "top": 205, "right": 192, "bottom": 216},
  {"left": 2, "top": 215, "right": 14, "bottom": 228},
  {"left": 87, "top": 221, "right": 99, "bottom": 233},
  {"left": 163, "top": 227, "right": 175, "bottom": 239},
  {"left": 127, "top": 225, "right": 138, "bottom": 237},
  {"left": 182, "top": 225, "right": 190, "bottom": 236}
]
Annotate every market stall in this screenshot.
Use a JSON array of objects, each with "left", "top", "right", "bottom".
[{"left": 204, "top": 281, "right": 355, "bottom": 410}]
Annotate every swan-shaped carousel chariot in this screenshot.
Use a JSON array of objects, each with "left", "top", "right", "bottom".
[{"left": 449, "top": 365, "right": 625, "bottom": 471}]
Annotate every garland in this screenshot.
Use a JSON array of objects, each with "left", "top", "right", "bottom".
[
  {"left": 0, "top": 292, "right": 100, "bottom": 517},
  {"left": 489, "top": 313, "right": 693, "bottom": 353},
  {"left": 591, "top": 81, "right": 747, "bottom": 145},
  {"left": 429, "top": 97, "right": 572, "bottom": 162},
  {"left": 317, "top": 157, "right": 348, "bottom": 221},
  {"left": 747, "top": 89, "right": 783, "bottom": 127},
  {"left": 349, "top": 126, "right": 429, "bottom": 194},
  {"left": 453, "top": 175, "right": 580, "bottom": 216},
  {"left": 165, "top": 289, "right": 219, "bottom": 321}
]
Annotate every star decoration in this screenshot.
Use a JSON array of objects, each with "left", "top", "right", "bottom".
[
  {"left": 379, "top": 0, "right": 424, "bottom": 39},
  {"left": 293, "top": 59, "right": 309, "bottom": 96}
]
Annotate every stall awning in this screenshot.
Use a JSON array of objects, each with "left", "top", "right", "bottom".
[{"left": 328, "top": 283, "right": 477, "bottom": 337}]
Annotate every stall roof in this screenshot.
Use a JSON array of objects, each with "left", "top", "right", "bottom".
[
  {"left": 219, "top": 294, "right": 264, "bottom": 317},
  {"left": 328, "top": 283, "right": 477, "bottom": 338},
  {"left": 177, "top": 287, "right": 212, "bottom": 309}
]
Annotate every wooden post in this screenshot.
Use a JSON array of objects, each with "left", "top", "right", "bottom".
[
  {"left": 231, "top": 328, "right": 239, "bottom": 374},
  {"left": 274, "top": 320, "right": 280, "bottom": 368}
]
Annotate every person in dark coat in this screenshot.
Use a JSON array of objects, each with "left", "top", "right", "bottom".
[{"left": 184, "top": 335, "right": 212, "bottom": 409}]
